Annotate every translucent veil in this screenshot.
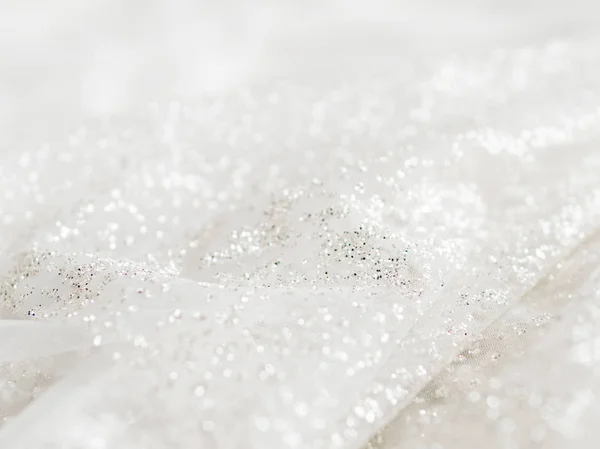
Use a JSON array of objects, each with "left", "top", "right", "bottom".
[{"left": 1, "top": 2, "right": 600, "bottom": 448}]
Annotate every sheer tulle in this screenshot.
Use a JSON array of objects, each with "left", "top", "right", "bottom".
[{"left": 2, "top": 2, "right": 600, "bottom": 449}]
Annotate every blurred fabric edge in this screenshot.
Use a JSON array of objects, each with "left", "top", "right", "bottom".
[{"left": 1, "top": 0, "right": 599, "bottom": 133}]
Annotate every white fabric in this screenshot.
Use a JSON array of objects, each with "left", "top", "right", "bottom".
[{"left": 1, "top": 2, "right": 600, "bottom": 449}]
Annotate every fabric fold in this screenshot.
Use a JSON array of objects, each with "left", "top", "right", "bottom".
[{"left": 2, "top": 5, "right": 600, "bottom": 449}]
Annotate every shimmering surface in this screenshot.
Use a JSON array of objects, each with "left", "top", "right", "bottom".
[{"left": 1, "top": 2, "right": 600, "bottom": 449}]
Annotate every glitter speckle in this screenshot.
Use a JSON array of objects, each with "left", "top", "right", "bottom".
[{"left": 2, "top": 11, "right": 600, "bottom": 449}]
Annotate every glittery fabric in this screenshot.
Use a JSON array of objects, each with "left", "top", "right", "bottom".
[{"left": 2, "top": 2, "right": 600, "bottom": 449}]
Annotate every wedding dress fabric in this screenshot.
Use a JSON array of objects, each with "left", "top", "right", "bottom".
[{"left": 1, "top": 2, "right": 600, "bottom": 448}]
